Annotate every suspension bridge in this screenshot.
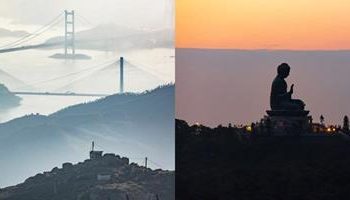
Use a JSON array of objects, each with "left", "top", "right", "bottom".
[
  {"left": 5, "top": 56, "right": 163, "bottom": 97},
  {"left": 0, "top": 10, "right": 165, "bottom": 97},
  {"left": 0, "top": 10, "right": 79, "bottom": 55}
]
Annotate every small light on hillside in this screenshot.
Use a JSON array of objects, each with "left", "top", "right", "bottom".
[{"left": 246, "top": 126, "right": 252, "bottom": 132}]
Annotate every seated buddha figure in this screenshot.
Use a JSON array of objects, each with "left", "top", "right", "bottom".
[{"left": 270, "top": 63, "right": 305, "bottom": 110}]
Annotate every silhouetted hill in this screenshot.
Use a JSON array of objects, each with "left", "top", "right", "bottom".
[
  {"left": 176, "top": 119, "right": 350, "bottom": 200},
  {"left": 0, "top": 153, "right": 174, "bottom": 200},
  {"left": 0, "top": 85, "right": 174, "bottom": 187}
]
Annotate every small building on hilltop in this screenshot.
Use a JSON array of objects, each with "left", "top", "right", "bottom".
[{"left": 89, "top": 141, "right": 103, "bottom": 159}]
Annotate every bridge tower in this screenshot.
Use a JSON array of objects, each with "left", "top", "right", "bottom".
[
  {"left": 64, "top": 10, "right": 75, "bottom": 58},
  {"left": 120, "top": 57, "right": 124, "bottom": 93}
]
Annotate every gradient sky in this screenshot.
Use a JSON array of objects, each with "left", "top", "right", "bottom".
[{"left": 176, "top": 0, "right": 350, "bottom": 49}]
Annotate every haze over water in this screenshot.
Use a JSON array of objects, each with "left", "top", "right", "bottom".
[
  {"left": 0, "top": 47, "right": 174, "bottom": 123},
  {"left": 0, "top": 0, "right": 174, "bottom": 123}
]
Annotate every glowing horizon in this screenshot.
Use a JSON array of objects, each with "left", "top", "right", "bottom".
[{"left": 176, "top": 0, "right": 350, "bottom": 50}]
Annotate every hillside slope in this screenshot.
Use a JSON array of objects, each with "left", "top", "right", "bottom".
[{"left": 0, "top": 85, "right": 174, "bottom": 188}]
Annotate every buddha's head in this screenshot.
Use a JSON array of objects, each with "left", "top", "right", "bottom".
[{"left": 277, "top": 63, "right": 290, "bottom": 78}]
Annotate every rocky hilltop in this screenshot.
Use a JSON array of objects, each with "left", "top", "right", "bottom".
[{"left": 0, "top": 153, "right": 174, "bottom": 200}]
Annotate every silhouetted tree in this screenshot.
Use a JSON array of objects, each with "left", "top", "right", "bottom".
[
  {"left": 251, "top": 122, "right": 256, "bottom": 135},
  {"left": 308, "top": 116, "right": 313, "bottom": 124},
  {"left": 320, "top": 115, "right": 325, "bottom": 125},
  {"left": 343, "top": 115, "right": 349, "bottom": 134},
  {"left": 307, "top": 116, "right": 313, "bottom": 133}
]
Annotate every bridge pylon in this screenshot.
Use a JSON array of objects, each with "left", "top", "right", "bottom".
[
  {"left": 120, "top": 57, "right": 124, "bottom": 93},
  {"left": 64, "top": 10, "right": 75, "bottom": 58}
]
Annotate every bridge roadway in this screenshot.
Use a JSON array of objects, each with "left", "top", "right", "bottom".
[{"left": 13, "top": 91, "right": 109, "bottom": 97}]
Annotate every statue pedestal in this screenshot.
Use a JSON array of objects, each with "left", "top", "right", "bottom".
[{"left": 265, "top": 110, "right": 311, "bottom": 135}]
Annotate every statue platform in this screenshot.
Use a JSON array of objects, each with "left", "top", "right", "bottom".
[
  {"left": 266, "top": 110, "right": 309, "bottom": 117},
  {"left": 265, "top": 110, "right": 311, "bottom": 135}
]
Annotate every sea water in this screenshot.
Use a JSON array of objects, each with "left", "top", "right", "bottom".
[{"left": 0, "top": 48, "right": 174, "bottom": 122}]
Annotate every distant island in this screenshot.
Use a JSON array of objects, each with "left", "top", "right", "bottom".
[
  {"left": 0, "top": 83, "right": 21, "bottom": 109},
  {"left": 0, "top": 151, "right": 174, "bottom": 200},
  {"left": 49, "top": 53, "right": 92, "bottom": 60}
]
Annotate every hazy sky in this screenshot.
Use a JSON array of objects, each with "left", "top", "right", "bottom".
[
  {"left": 176, "top": 49, "right": 350, "bottom": 127},
  {"left": 176, "top": 0, "right": 350, "bottom": 49},
  {"left": 0, "top": 0, "right": 174, "bottom": 29}
]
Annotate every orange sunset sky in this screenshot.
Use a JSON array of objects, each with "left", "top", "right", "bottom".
[{"left": 176, "top": 0, "right": 350, "bottom": 49}]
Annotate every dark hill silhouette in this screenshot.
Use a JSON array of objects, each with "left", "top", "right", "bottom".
[
  {"left": 0, "top": 85, "right": 174, "bottom": 188},
  {"left": 0, "top": 153, "right": 174, "bottom": 200},
  {"left": 176, "top": 119, "right": 350, "bottom": 200}
]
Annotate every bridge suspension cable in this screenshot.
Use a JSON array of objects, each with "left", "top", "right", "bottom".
[
  {"left": 124, "top": 60, "right": 166, "bottom": 82},
  {"left": 54, "top": 58, "right": 167, "bottom": 93},
  {"left": 76, "top": 14, "right": 95, "bottom": 27},
  {"left": 54, "top": 60, "right": 120, "bottom": 91},
  {"left": 0, "top": 12, "right": 64, "bottom": 50},
  {"left": 12, "top": 57, "right": 120, "bottom": 91}
]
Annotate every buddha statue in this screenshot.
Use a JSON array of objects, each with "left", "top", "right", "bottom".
[{"left": 270, "top": 63, "right": 305, "bottom": 110}]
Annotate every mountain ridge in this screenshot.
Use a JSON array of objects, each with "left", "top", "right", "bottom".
[{"left": 0, "top": 85, "right": 174, "bottom": 187}]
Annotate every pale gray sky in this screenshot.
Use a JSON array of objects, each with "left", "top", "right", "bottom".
[{"left": 0, "top": 0, "right": 174, "bottom": 29}]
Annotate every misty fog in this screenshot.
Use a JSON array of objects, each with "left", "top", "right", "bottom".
[
  {"left": 0, "top": 0, "right": 174, "bottom": 29},
  {"left": 0, "top": 0, "right": 175, "bottom": 188}
]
